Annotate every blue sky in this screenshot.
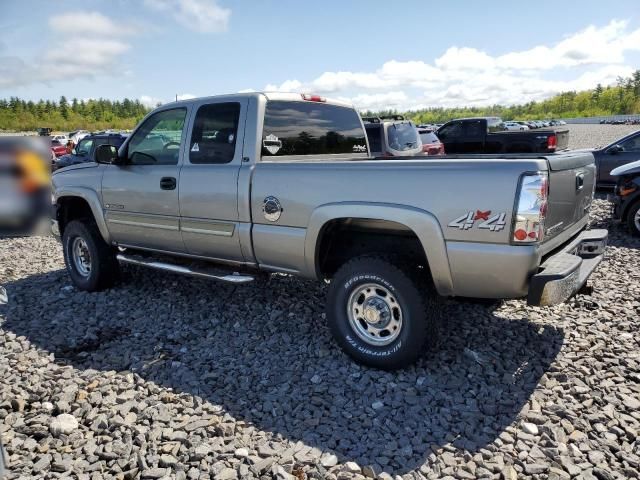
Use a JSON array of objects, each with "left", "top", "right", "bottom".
[{"left": 1, "top": 0, "right": 639, "bottom": 111}]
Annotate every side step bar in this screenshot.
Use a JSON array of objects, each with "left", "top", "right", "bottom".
[{"left": 116, "top": 254, "right": 254, "bottom": 284}]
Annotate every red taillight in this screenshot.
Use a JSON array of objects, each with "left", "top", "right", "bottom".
[
  {"left": 512, "top": 173, "right": 548, "bottom": 244},
  {"left": 547, "top": 134, "right": 557, "bottom": 151},
  {"left": 301, "top": 94, "right": 326, "bottom": 102}
]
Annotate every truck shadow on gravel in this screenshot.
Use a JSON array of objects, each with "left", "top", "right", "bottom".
[{"left": 2, "top": 267, "right": 564, "bottom": 475}]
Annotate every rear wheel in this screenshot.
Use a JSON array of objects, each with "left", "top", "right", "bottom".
[
  {"left": 627, "top": 200, "right": 640, "bottom": 237},
  {"left": 62, "top": 220, "right": 119, "bottom": 291},
  {"left": 326, "top": 255, "right": 440, "bottom": 370}
]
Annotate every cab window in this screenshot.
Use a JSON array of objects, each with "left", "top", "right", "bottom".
[
  {"left": 262, "top": 101, "right": 367, "bottom": 157},
  {"left": 127, "top": 108, "right": 186, "bottom": 165},
  {"left": 189, "top": 102, "right": 240, "bottom": 164},
  {"left": 76, "top": 138, "right": 93, "bottom": 156}
]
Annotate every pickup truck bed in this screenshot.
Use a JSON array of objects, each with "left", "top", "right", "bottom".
[{"left": 51, "top": 92, "right": 605, "bottom": 369}]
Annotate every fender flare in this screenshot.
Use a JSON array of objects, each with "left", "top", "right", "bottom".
[
  {"left": 55, "top": 187, "right": 111, "bottom": 243},
  {"left": 303, "top": 202, "right": 454, "bottom": 296}
]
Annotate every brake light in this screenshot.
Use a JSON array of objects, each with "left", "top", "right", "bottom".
[
  {"left": 301, "top": 94, "right": 326, "bottom": 102},
  {"left": 547, "top": 134, "right": 557, "bottom": 151},
  {"left": 512, "top": 173, "right": 548, "bottom": 244}
]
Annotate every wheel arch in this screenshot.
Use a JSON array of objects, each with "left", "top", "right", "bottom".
[
  {"left": 55, "top": 187, "right": 110, "bottom": 243},
  {"left": 304, "top": 202, "right": 454, "bottom": 296}
]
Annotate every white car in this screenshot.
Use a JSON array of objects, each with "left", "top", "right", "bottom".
[
  {"left": 503, "top": 121, "right": 529, "bottom": 131},
  {"left": 69, "top": 130, "right": 90, "bottom": 144},
  {"left": 51, "top": 134, "right": 68, "bottom": 143}
]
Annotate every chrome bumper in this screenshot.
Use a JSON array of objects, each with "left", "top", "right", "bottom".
[{"left": 527, "top": 229, "right": 607, "bottom": 306}]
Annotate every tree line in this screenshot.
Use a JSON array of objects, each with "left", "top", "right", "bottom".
[
  {"left": 1, "top": 70, "right": 639, "bottom": 131},
  {"left": 363, "top": 69, "right": 640, "bottom": 124},
  {"left": 0, "top": 96, "right": 150, "bottom": 132}
]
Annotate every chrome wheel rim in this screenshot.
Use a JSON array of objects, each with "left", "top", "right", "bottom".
[
  {"left": 347, "top": 283, "right": 403, "bottom": 346},
  {"left": 72, "top": 237, "right": 91, "bottom": 277},
  {"left": 634, "top": 209, "right": 640, "bottom": 231}
]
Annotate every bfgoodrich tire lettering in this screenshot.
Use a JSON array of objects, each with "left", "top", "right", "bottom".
[{"left": 327, "top": 256, "right": 440, "bottom": 369}]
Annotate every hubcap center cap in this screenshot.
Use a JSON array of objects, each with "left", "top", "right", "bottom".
[{"left": 363, "top": 298, "right": 390, "bottom": 327}]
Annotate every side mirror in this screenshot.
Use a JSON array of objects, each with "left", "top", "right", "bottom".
[
  {"left": 95, "top": 144, "right": 120, "bottom": 164},
  {"left": 608, "top": 144, "right": 623, "bottom": 154}
]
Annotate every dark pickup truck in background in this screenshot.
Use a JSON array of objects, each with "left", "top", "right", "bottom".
[{"left": 436, "top": 117, "right": 569, "bottom": 154}]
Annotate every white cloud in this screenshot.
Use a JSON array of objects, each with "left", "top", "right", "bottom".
[
  {"left": 140, "top": 95, "right": 164, "bottom": 108},
  {"left": 258, "top": 19, "right": 640, "bottom": 110},
  {"left": 0, "top": 11, "right": 137, "bottom": 89},
  {"left": 143, "top": 0, "right": 230, "bottom": 33},
  {"left": 49, "top": 12, "right": 137, "bottom": 37}
]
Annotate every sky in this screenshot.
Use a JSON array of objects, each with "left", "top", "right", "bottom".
[{"left": 1, "top": 0, "right": 640, "bottom": 112}]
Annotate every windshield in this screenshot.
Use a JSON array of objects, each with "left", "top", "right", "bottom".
[{"left": 387, "top": 123, "right": 419, "bottom": 151}]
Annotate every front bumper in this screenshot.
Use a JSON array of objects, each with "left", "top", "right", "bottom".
[{"left": 527, "top": 229, "right": 608, "bottom": 306}]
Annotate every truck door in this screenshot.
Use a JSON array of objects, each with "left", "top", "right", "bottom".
[
  {"left": 101, "top": 107, "right": 188, "bottom": 252},
  {"left": 178, "top": 98, "right": 247, "bottom": 263},
  {"left": 460, "top": 120, "right": 485, "bottom": 153},
  {"left": 436, "top": 121, "right": 464, "bottom": 153}
]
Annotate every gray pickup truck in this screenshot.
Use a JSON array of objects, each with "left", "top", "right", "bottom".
[{"left": 51, "top": 92, "right": 607, "bottom": 369}]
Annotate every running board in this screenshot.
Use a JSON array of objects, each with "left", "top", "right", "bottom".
[{"left": 116, "top": 254, "right": 254, "bottom": 284}]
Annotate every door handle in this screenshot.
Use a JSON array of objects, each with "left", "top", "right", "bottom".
[
  {"left": 160, "top": 177, "right": 176, "bottom": 190},
  {"left": 576, "top": 173, "right": 585, "bottom": 191}
]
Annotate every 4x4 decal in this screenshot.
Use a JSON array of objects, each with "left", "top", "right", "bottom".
[{"left": 448, "top": 210, "right": 506, "bottom": 232}]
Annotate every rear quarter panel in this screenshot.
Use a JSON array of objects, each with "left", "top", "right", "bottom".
[{"left": 250, "top": 157, "right": 548, "bottom": 279}]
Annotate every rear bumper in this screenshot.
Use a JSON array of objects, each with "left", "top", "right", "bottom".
[{"left": 527, "top": 229, "right": 607, "bottom": 306}]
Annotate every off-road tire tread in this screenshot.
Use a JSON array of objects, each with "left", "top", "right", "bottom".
[
  {"left": 62, "top": 220, "right": 119, "bottom": 291},
  {"left": 327, "top": 254, "right": 441, "bottom": 370}
]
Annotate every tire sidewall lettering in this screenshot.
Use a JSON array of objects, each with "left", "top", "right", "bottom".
[{"left": 341, "top": 273, "right": 404, "bottom": 358}]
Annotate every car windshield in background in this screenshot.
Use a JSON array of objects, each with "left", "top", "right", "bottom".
[
  {"left": 387, "top": 123, "right": 419, "bottom": 151},
  {"left": 262, "top": 101, "right": 368, "bottom": 157},
  {"left": 419, "top": 131, "right": 439, "bottom": 144}
]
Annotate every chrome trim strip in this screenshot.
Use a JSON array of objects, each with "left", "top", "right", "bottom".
[
  {"left": 107, "top": 219, "right": 179, "bottom": 231},
  {"left": 181, "top": 226, "right": 234, "bottom": 237}
]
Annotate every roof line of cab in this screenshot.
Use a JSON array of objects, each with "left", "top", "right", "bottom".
[{"left": 160, "top": 92, "right": 354, "bottom": 110}]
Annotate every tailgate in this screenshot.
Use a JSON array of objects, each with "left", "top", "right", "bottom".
[
  {"left": 543, "top": 152, "right": 595, "bottom": 242},
  {"left": 554, "top": 129, "right": 570, "bottom": 150}
]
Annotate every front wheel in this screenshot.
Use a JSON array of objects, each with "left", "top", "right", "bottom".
[
  {"left": 627, "top": 200, "right": 640, "bottom": 237},
  {"left": 62, "top": 220, "right": 120, "bottom": 291},
  {"left": 326, "top": 256, "right": 440, "bottom": 370}
]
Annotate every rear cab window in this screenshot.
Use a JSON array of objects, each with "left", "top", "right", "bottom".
[
  {"left": 419, "top": 131, "right": 439, "bottom": 144},
  {"left": 261, "top": 101, "right": 368, "bottom": 158},
  {"left": 386, "top": 122, "right": 419, "bottom": 152}
]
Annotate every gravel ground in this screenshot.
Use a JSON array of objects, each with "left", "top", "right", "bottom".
[
  {"left": 1, "top": 125, "right": 639, "bottom": 480},
  {"left": 564, "top": 124, "right": 639, "bottom": 150}
]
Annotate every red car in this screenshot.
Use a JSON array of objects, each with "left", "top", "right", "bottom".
[
  {"left": 51, "top": 139, "right": 68, "bottom": 158},
  {"left": 418, "top": 128, "right": 445, "bottom": 155}
]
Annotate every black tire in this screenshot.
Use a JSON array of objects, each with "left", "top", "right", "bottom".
[
  {"left": 62, "top": 220, "right": 119, "bottom": 291},
  {"left": 326, "top": 255, "right": 440, "bottom": 370},
  {"left": 626, "top": 200, "right": 640, "bottom": 237}
]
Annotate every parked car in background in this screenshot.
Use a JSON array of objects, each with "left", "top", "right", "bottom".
[
  {"left": 590, "top": 130, "right": 640, "bottom": 187},
  {"left": 436, "top": 117, "right": 568, "bottom": 154},
  {"left": 611, "top": 160, "right": 640, "bottom": 236},
  {"left": 363, "top": 116, "right": 423, "bottom": 157},
  {"left": 51, "top": 134, "right": 68, "bottom": 144},
  {"left": 37, "top": 127, "right": 52, "bottom": 136},
  {"left": 52, "top": 133, "right": 127, "bottom": 171},
  {"left": 50, "top": 139, "right": 68, "bottom": 158},
  {"left": 68, "top": 130, "right": 90, "bottom": 144},
  {"left": 417, "top": 128, "right": 445, "bottom": 155}
]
